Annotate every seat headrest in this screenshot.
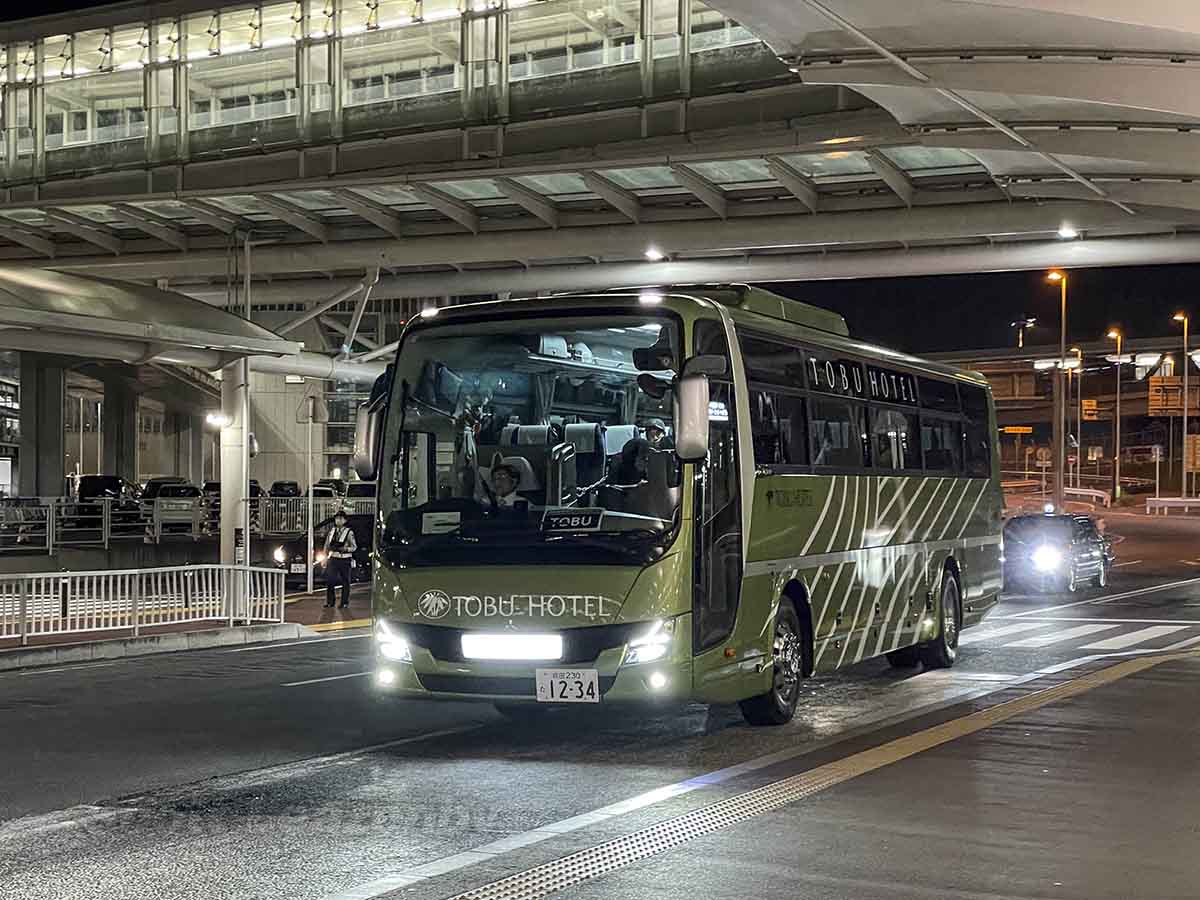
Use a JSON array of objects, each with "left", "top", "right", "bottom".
[
  {"left": 604, "top": 425, "right": 640, "bottom": 455},
  {"left": 515, "top": 425, "right": 553, "bottom": 445},
  {"left": 565, "top": 422, "right": 603, "bottom": 454},
  {"left": 500, "top": 424, "right": 519, "bottom": 446},
  {"left": 496, "top": 455, "right": 540, "bottom": 491}
]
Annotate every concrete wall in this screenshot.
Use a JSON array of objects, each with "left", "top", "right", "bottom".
[{"left": 248, "top": 371, "right": 327, "bottom": 490}]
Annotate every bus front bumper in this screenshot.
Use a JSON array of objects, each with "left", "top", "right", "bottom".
[{"left": 372, "top": 645, "right": 693, "bottom": 705}]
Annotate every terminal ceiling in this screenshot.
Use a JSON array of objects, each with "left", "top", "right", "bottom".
[{"left": 1, "top": 0, "right": 1199, "bottom": 304}]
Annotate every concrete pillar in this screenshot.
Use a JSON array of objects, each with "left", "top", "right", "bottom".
[
  {"left": 102, "top": 377, "right": 139, "bottom": 482},
  {"left": 18, "top": 355, "right": 66, "bottom": 497},
  {"left": 219, "top": 360, "right": 250, "bottom": 566},
  {"left": 189, "top": 415, "right": 206, "bottom": 486}
]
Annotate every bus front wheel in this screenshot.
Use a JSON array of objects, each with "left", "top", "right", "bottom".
[
  {"left": 740, "top": 601, "right": 804, "bottom": 727},
  {"left": 919, "top": 569, "right": 961, "bottom": 669}
]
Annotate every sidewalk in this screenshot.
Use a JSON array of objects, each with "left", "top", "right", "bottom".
[{"left": 285, "top": 581, "right": 372, "bottom": 633}]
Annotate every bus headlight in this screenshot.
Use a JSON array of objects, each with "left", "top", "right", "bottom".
[
  {"left": 272, "top": 546, "right": 286, "bottom": 564},
  {"left": 624, "top": 618, "right": 676, "bottom": 666},
  {"left": 1032, "top": 545, "right": 1062, "bottom": 573},
  {"left": 376, "top": 619, "right": 411, "bottom": 662}
]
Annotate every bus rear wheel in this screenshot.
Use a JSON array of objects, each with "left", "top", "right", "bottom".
[
  {"left": 919, "top": 569, "right": 961, "bottom": 670},
  {"left": 740, "top": 601, "right": 804, "bottom": 727}
]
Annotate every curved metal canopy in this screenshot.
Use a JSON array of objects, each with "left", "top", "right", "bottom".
[{"left": 0, "top": 266, "right": 300, "bottom": 360}]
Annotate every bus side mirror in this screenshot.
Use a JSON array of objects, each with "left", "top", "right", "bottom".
[
  {"left": 353, "top": 404, "right": 383, "bottom": 481},
  {"left": 674, "top": 373, "right": 710, "bottom": 463}
]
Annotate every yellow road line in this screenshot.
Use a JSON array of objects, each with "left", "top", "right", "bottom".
[
  {"left": 446, "top": 652, "right": 1199, "bottom": 900},
  {"left": 308, "top": 619, "right": 371, "bottom": 633}
]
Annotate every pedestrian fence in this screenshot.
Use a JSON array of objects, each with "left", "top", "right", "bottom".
[{"left": 0, "top": 564, "right": 285, "bottom": 645}]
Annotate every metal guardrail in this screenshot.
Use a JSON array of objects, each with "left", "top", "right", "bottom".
[
  {"left": 0, "top": 496, "right": 378, "bottom": 554},
  {"left": 0, "top": 564, "right": 284, "bottom": 645},
  {"left": 1145, "top": 497, "right": 1200, "bottom": 516},
  {"left": 1065, "top": 487, "right": 1112, "bottom": 508}
]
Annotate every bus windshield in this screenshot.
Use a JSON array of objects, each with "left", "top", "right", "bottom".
[{"left": 378, "top": 313, "right": 681, "bottom": 566}]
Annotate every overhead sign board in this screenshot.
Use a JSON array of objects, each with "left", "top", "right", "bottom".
[
  {"left": 1149, "top": 376, "right": 1183, "bottom": 416},
  {"left": 1002, "top": 426, "right": 1033, "bottom": 435},
  {"left": 1082, "top": 399, "right": 1099, "bottom": 422}
]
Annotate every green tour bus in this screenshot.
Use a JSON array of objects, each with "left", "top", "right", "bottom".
[{"left": 355, "top": 285, "right": 1003, "bottom": 725}]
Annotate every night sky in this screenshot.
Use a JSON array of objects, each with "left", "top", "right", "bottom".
[{"left": 767, "top": 264, "right": 1200, "bottom": 355}]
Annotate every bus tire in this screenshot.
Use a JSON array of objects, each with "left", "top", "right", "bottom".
[
  {"left": 919, "top": 568, "right": 961, "bottom": 670},
  {"left": 886, "top": 646, "right": 921, "bottom": 667},
  {"left": 739, "top": 601, "right": 803, "bottom": 726}
]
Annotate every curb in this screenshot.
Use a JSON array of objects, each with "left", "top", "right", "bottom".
[
  {"left": 0, "top": 622, "right": 317, "bottom": 672},
  {"left": 309, "top": 618, "right": 372, "bottom": 633}
]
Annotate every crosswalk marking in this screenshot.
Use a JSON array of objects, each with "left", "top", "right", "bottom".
[
  {"left": 1007, "top": 623, "right": 1122, "bottom": 648},
  {"left": 959, "top": 622, "right": 1053, "bottom": 646},
  {"left": 1080, "top": 625, "right": 1189, "bottom": 651}
]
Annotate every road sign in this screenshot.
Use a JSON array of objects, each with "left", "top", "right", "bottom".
[
  {"left": 1151, "top": 444, "right": 1164, "bottom": 462},
  {"left": 1087, "top": 445, "right": 1103, "bottom": 462},
  {"left": 1082, "top": 399, "right": 1099, "bottom": 422},
  {"left": 1002, "top": 426, "right": 1033, "bottom": 434},
  {"left": 1034, "top": 460, "right": 1052, "bottom": 468},
  {"left": 1188, "top": 434, "right": 1200, "bottom": 470},
  {"left": 295, "top": 382, "right": 330, "bottom": 424},
  {"left": 1149, "top": 376, "right": 1183, "bottom": 416},
  {"left": 1035, "top": 447, "right": 1051, "bottom": 464}
]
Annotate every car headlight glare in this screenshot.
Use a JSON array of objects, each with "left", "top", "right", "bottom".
[
  {"left": 1032, "top": 545, "right": 1062, "bottom": 573},
  {"left": 624, "top": 617, "right": 675, "bottom": 666},
  {"left": 272, "top": 546, "right": 286, "bottom": 564},
  {"left": 376, "top": 619, "right": 411, "bottom": 663}
]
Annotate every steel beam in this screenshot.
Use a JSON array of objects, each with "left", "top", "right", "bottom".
[
  {"left": 321, "top": 315, "right": 379, "bottom": 350},
  {"left": 254, "top": 195, "right": 331, "bottom": 243},
  {"left": 765, "top": 157, "right": 819, "bottom": 213},
  {"left": 670, "top": 165, "right": 728, "bottom": 219},
  {"left": 409, "top": 184, "right": 481, "bottom": 234},
  {"left": 0, "top": 224, "right": 56, "bottom": 257},
  {"left": 110, "top": 203, "right": 190, "bottom": 251},
  {"left": 43, "top": 209, "right": 123, "bottom": 255},
  {"left": 582, "top": 171, "right": 642, "bottom": 223},
  {"left": 495, "top": 177, "right": 560, "bottom": 228},
  {"left": 183, "top": 199, "right": 242, "bottom": 234},
  {"left": 330, "top": 189, "right": 406, "bottom": 238},
  {"left": 865, "top": 150, "right": 915, "bottom": 207},
  {"left": 166, "top": 232, "right": 1200, "bottom": 302},
  {"left": 52, "top": 199, "right": 1145, "bottom": 281},
  {"left": 275, "top": 279, "right": 367, "bottom": 336}
]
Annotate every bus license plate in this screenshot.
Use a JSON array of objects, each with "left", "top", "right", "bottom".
[{"left": 535, "top": 668, "right": 599, "bottom": 703}]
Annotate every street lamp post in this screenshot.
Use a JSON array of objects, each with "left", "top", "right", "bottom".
[
  {"left": 1072, "top": 346, "right": 1083, "bottom": 488},
  {"left": 1011, "top": 315, "right": 1037, "bottom": 349},
  {"left": 1047, "top": 271, "right": 1068, "bottom": 511},
  {"left": 1106, "top": 329, "right": 1123, "bottom": 500},
  {"left": 1174, "top": 313, "right": 1190, "bottom": 497}
]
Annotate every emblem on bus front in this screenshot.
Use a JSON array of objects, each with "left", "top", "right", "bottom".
[{"left": 415, "top": 590, "right": 452, "bottom": 619}]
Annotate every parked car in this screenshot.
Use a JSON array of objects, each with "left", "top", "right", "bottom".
[
  {"left": 1003, "top": 513, "right": 1113, "bottom": 592},
  {"left": 151, "top": 483, "right": 202, "bottom": 535},
  {"left": 345, "top": 482, "right": 376, "bottom": 499},
  {"left": 269, "top": 513, "right": 372, "bottom": 585},
  {"left": 269, "top": 480, "right": 302, "bottom": 498},
  {"left": 73, "top": 475, "right": 143, "bottom": 534},
  {"left": 200, "top": 481, "right": 263, "bottom": 533},
  {"left": 141, "top": 476, "right": 188, "bottom": 500},
  {"left": 306, "top": 485, "right": 338, "bottom": 499},
  {"left": 315, "top": 478, "right": 347, "bottom": 496}
]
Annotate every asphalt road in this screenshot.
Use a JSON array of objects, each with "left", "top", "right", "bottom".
[{"left": 2, "top": 512, "right": 1199, "bottom": 900}]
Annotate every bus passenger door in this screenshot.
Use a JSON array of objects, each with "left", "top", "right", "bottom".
[{"left": 694, "top": 380, "right": 743, "bottom": 657}]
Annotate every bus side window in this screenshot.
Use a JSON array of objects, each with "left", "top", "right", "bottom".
[
  {"left": 808, "top": 399, "right": 864, "bottom": 469},
  {"left": 960, "top": 384, "right": 992, "bottom": 477},
  {"left": 749, "top": 388, "right": 807, "bottom": 467},
  {"left": 921, "top": 417, "right": 962, "bottom": 473}
]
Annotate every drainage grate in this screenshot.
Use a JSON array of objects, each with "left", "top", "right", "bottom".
[{"left": 441, "top": 653, "right": 1179, "bottom": 900}]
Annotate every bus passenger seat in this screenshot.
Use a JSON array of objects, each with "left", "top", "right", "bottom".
[
  {"left": 498, "top": 455, "right": 543, "bottom": 504},
  {"left": 565, "top": 423, "right": 606, "bottom": 485},
  {"left": 603, "top": 425, "right": 640, "bottom": 457}
]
